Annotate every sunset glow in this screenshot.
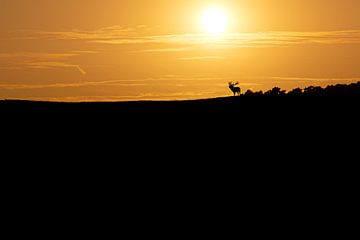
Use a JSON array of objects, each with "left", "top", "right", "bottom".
[{"left": 1, "top": 1, "right": 360, "bottom": 101}]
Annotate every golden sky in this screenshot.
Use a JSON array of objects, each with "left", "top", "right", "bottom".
[{"left": 1, "top": 0, "right": 360, "bottom": 101}]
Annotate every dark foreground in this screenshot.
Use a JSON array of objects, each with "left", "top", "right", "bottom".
[
  {"left": 2, "top": 91, "right": 358, "bottom": 220},
  {"left": 1, "top": 95, "right": 359, "bottom": 124},
  {"left": 2, "top": 96, "right": 358, "bottom": 192},
  {"left": 1, "top": 95, "right": 359, "bottom": 157},
  {"left": 3, "top": 82, "right": 360, "bottom": 136},
  {"left": 2, "top": 73, "right": 358, "bottom": 222}
]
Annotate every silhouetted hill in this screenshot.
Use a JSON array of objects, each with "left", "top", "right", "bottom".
[
  {"left": 1, "top": 81, "right": 359, "bottom": 118},
  {"left": 1, "top": 81, "right": 359, "bottom": 135},
  {"left": 2, "top": 82, "right": 358, "bottom": 186}
]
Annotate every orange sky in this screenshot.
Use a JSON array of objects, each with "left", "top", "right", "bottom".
[{"left": 1, "top": 0, "right": 360, "bottom": 101}]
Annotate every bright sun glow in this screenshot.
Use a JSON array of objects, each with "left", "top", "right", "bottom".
[{"left": 201, "top": 7, "right": 229, "bottom": 35}]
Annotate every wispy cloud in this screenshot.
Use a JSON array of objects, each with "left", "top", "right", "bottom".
[
  {"left": 178, "top": 56, "right": 225, "bottom": 61},
  {"left": 0, "top": 76, "right": 228, "bottom": 90},
  {"left": 31, "top": 25, "right": 137, "bottom": 40},
  {"left": 138, "top": 91, "right": 218, "bottom": 100},
  {"left": 1, "top": 68, "right": 357, "bottom": 91},
  {"left": 0, "top": 52, "right": 87, "bottom": 74},
  {"left": 0, "top": 52, "right": 77, "bottom": 58},
  {"left": 122, "top": 30, "right": 360, "bottom": 47},
  {"left": 0, "top": 79, "right": 151, "bottom": 90},
  {"left": 4, "top": 91, "right": 219, "bottom": 102},
  {"left": 24, "top": 62, "right": 86, "bottom": 74},
  {"left": 2, "top": 74, "right": 358, "bottom": 101},
  {"left": 29, "top": 26, "right": 360, "bottom": 48},
  {"left": 134, "top": 47, "right": 190, "bottom": 53},
  {"left": 269, "top": 76, "right": 360, "bottom": 83}
]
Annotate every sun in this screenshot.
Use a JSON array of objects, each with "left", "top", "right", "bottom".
[{"left": 201, "top": 7, "right": 229, "bottom": 35}]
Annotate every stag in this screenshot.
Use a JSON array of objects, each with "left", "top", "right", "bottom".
[{"left": 229, "top": 82, "right": 241, "bottom": 96}]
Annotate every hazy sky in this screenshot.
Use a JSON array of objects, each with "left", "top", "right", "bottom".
[{"left": 1, "top": 0, "right": 360, "bottom": 101}]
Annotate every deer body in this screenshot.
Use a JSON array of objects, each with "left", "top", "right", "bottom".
[{"left": 229, "top": 82, "right": 241, "bottom": 96}]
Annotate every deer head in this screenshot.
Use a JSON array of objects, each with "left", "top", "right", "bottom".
[{"left": 229, "top": 82, "right": 239, "bottom": 87}]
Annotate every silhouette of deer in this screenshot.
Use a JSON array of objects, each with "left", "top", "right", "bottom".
[{"left": 229, "top": 82, "right": 241, "bottom": 96}]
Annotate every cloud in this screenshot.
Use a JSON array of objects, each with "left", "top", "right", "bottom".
[
  {"left": 0, "top": 79, "right": 147, "bottom": 90},
  {"left": 10, "top": 26, "right": 360, "bottom": 57},
  {"left": 70, "top": 50, "right": 98, "bottom": 54},
  {"left": 269, "top": 76, "right": 360, "bottom": 83},
  {"left": 0, "top": 76, "right": 230, "bottom": 90},
  {"left": 134, "top": 47, "right": 190, "bottom": 53},
  {"left": 178, "top": 56, "right": 225, "bottom": 61},
  {"left": 28, "top": 25, "right": 141, "bottom": 41},
  {"left": 24, "top": 62, "right": 87, "bottom": 74},
  {"left": 30, "top": 26, "right": 360, "bottom": 47},
  {"left": 138, "top": 91, "right": 218, "bottom": 99},
  {"left": 0, "top": 52, "right": 77, "bottom": 58},
  {"left": 135, "top": 30, "right": 360, "bottom": 47},
  {"left": 2, "top": 91, "right": 218, "bottom": 102},
  {"left": 0, "top": 52, "right": 87, "bottom": 74},
  {"left": 2, "top": 74, "right": 358, "bottom": 101}
]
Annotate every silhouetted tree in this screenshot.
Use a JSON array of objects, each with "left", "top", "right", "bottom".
[
  {"left": 325, "top": 82, "right": 360, "bottom": 96},
  {"left": 264, "top": 87, "right": 286, "bottom": 96},
  {"left": 228, "top": 81, "right": 360, "bottom": 98},
  {"left": 255, "top": 91, "right": 264, "bottom": 96},
  {"left": 287, "top": 88, "right": 303, "bottom": 96},
  {"left": 304, "top": 86, "right": 323, "bottom": 96}
]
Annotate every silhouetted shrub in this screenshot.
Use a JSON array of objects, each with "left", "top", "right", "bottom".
[
  {"left": 245, "top": 90, "right": 255, "bottom": 96},
  {"left": 244, "top": 90, "right": 264, "bottom": 96}
]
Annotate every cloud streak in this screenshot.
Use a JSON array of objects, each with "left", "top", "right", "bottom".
[
  {"left": 1, "top": 74, "right": 358, "bottom": 91},
  {"left": 31, "top": 25, "right": 137, "bottom": 40},
  {"left": 269, "top": 76, "right": 360, "bottom": 83},
  {"left": 26, "top": 27, "right": 360, "bottom": 49},
  {"left": 134, "top": 47, "right": 190, "bottom": 53},
  {"left": 0, "top": 52, "right": 86, "bottom": 74},
  {"left": 2, "top": 91, "right": 218, "bottom": 102},
  {"left": 0, "top": 76, "right": 228, "bottom": 90},
  {"left": 178, "top": 56, "right": 225, "bottom": 61},
  {"left": 2, "top": 74, "right": 358, "bottom": 102},
  {"left": 98, "top": 30, "right": 360, "bottom": 47},
  {"left": 24, "top": 62, "right": 86, "bottom": 74}
]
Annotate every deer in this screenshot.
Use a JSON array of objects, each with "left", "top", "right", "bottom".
[{"left": 229, "top": 82, "right": 241, "bottom": 96}]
